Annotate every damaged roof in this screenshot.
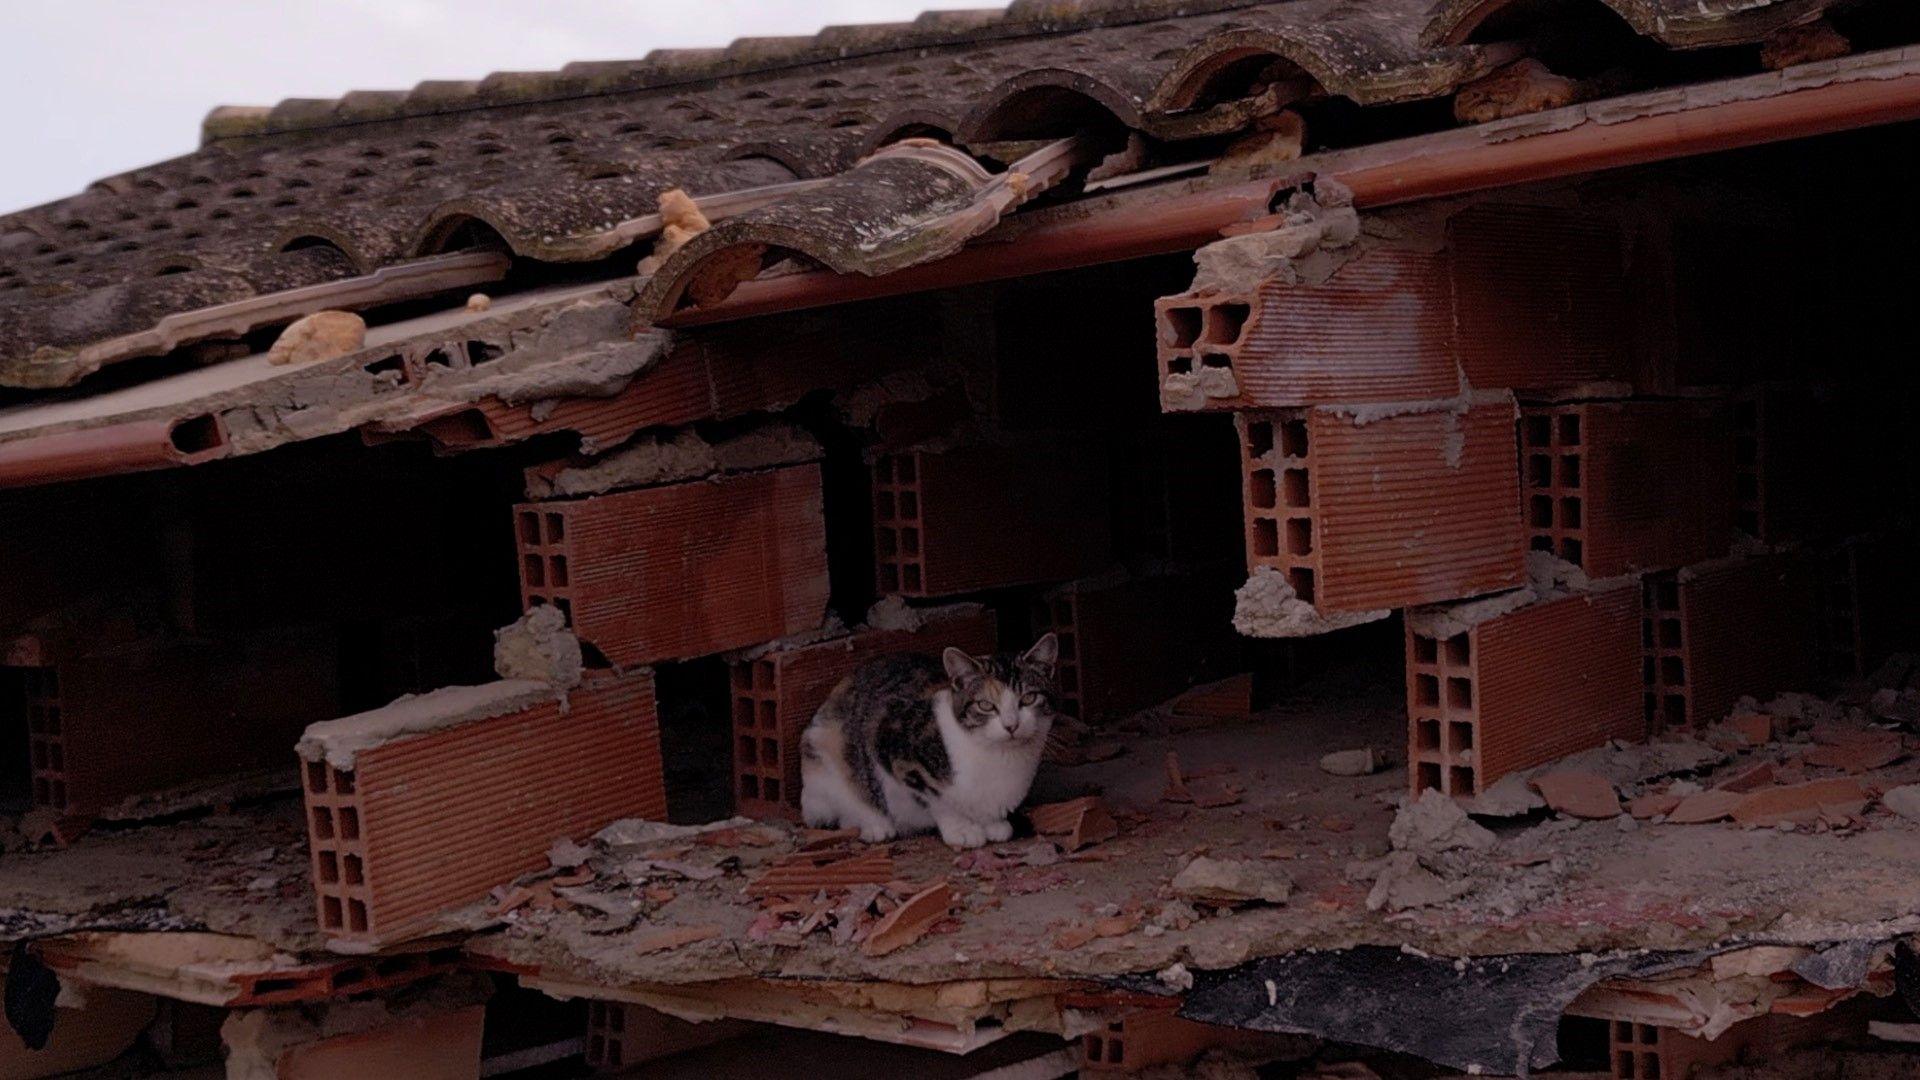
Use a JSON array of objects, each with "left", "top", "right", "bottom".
[{"left": 0, "top": 0, "right": 1868, "bottom": 392}]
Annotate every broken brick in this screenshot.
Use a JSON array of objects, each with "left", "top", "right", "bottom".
[
  {"left": 1168, "top": 673, "right": 1254, "bottom": 723},
  {"left": 1666, "top": 789, "right": 1744, "bottom": 824},
  {"left": 748, "top": 847, "right": 894, "bottom": 899},
  {"left": 516, "top": 464, "right": 828, "bottom": 667},
  {"left": 1030, "top": 796, "right": 1119, "bottom": 851},
  {"left": 1531, "top": 772, "right": 1622, "bottom": 819},
  {"left": 1082, "top": 1009, "right": 1266, "bottom": 1074},
  {"left": 730, "top": 605, "right": 994, "bottom": 819},
  {"left": 1627, "top": 792, "right": 1683, "bottom": 820},
  {"left": 1717, "top": 762, "right": 1777, "bottom": 793},
  {"left": 1237, "top": 397, "right": 1524, "bottom": 617},
  {"left": 300, "top": 671, "right": 665, "bottom": 949}
]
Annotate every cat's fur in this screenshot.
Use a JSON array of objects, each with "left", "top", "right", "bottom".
[{"left": 800, "top": 635, "right": 1058, "bottom": 849}]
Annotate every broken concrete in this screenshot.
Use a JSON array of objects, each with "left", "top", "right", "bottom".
[
  {"left": 1232, "top": 567, "right": 1389, "bottom": 639},
  {"left": 491, "top": 605, "right": 584, "bottom": 688}
]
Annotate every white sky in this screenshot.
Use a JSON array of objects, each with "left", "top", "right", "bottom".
[{"left": 0, "top": 1, "right": 984, "bottom": 215}]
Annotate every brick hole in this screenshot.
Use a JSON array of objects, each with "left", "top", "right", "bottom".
[
  {"left": 588, "top": 1035, "right": 605, "bottom": 1061},
  {"left": 332, "top": 769, "right": 355, "bottom": 795},
  {"left": 1662, "top": 695, "right": 1687, "bottom": 728},
  {"left": 1618, "top": 1052, "right": 1637, "bottom": 1078},
  {"left": 1280, "top": 419, "right": 1308, "bottom": 457},
  {"left": 545, "top": 513, "right": 566, "bottom": 542},
  {"left": 29, "top": 744, "right": 45, "bottom": 769},
  {"left": 1734, "top": 436, "right": 1758, "bottom": 468},
  {"left": 1203, "top": 301, "right": 1250, "bottom": 345},
  {"left": 1736, "top": 509, "right": 1760, "bottom": 534},
  {"left": 875, "top": 491, "right": 897, "bottom": 519},
  {"left": 900, "top": 528, "right": 920, "bottom": 556},
  {"left": 762, "top": 738, "right": 778, "bottom": 764},
  {"left": 738, "top": 736, "right": 757, "bottom": 764},
  {"left": 1167, "top": 355, "right": 1193, "bottom": 375},
  {"left": 897, "top": 491, "right": 919, "bottom": 518},
  {"left": 1287, "top": 567, "right": 1315, "bottom": 603},
  {"left": 523, "top": 555, "right": 546, "bottom": 587},
  {"left": 1644, "top": 693, "right": 1658, "bottom": 724},
  {"left": 1249, "top": 469, "right": 1277, "bottom": 509},
  {"left": 1529, "top": 495, "right": 1554, "bottom": 528},
  {"left": 1560, "top": 538, "right": 1584, "bottom": 564},
  {"left": 343, "top": 854, "right": 364, "bottom": 885},
  {"left": 896, "top": 456, "right": 916, "bottom": 483},
  {"left": 1060, "top": 667, "right": 1080, "bottom": 693},
  {"left": 733, "top": 697, "right": 755, "bottom": 728},
  {"left": 1735, "top": 472, "right": 1759, "bottom": 500},
  {"left": 1559, "top": 498, "right": 1583, "bottom": 529},
  {"left": 876, "top": 527, "right": 898, "bottom": 557},
  {"left": 46, "top": 746, "right": 62, "bottom": 770},
  {"left": 1733, "top": 400, "right": 1757, "bottom": 430},
  {"left": 1529, "top": 535, "right": 1555, "bottom": 554},
  {"left": 1253, "top": 518, "right": 1279, "bottom": 557},
  {"left": 1417, "top": 761, "right": 1443, "bottom": 792},
  {"left": 879, "top": 564, "right": 900, "bottom": 591},
  {"left": 902, "top": 564, "right": 923, "bottom": 592},
  {"left": 1448, "top": 721, "right": 1474, "bottom": 753},
  {"left": 549, "top": 556, "right": 569, "bottom": 587},
  {"left": 467, "top": 338, "right": 506, "bottom": 364},
  {"left": 758, "top": 700, "right": 776, "bottom": 728},
  {"left": 1198, "top": 349, "right": 1232, "bottom": 369},
  {"left": 1558, "top": 413, "right": 1581, "bottom": 445},
  {"left": 30, "top": 778, "right": 50, "bottom": 806},
  {"left": 1445, "top": 634, "right": 1470, "bottom": 666},
  {"left": 1449, "top": 765, "right": 1476, "bottom": 794},
  {"left": 322, "top": 896, "right": 344, "bottom": 929},
  {"left": 741, "top": 775, "right": 761, "bottom": 799},
  {"left": 1413, "top": 635, "right": 1438, "bottom": 664},
  {"left": 764, "top": 779, "right": 782, "bottom": 802},
  {"left": 1416, "top": 718, "right": 1441, "bottom": 751},
  {"left": 338, "top": 807, "right": 359, "bottom": 840},
  {"left": 1658, "top": 619, "right": 1681, "bottom": 648},
  {"left": 362, "top": 354, "right": 406, "bottom": 379},
  {"left": 1559, "top": 455, "right": 1581, "bottom": 488},
  {"left": 754, "top": 660, "right": 776, "bottom": 689},
  {"left": 1282, "top": 469, "right": 1309, "bottom": 508},
  {"left": 1245, "top": 420, "right": 1274, "bottom": 458},
  {"left": 347, "top": 899, "right": 368, "bottom": 933},
  {"left": 1446, "top": 677, "right": 1473, "bottom": 709},
  {"left": 318, "top": 852, "right": 340, "bottom": 884},
  {"left": 1660, "top": 656, "right": 1685, "bottom": 685},
  {"left": 553, "top": 597, "right": 572, "bottom": 621},
  {"left": 518, "top": 512, "right": 541, "bottom": 544},
  {"left": 305, "top": 761, "right": 328, "bottom": 793},
  {"left": 1528, "top": 455, "right": 1552, "bottom": 488},
  {"left": 607, "top": 1044, "right": 624, "bottom": 1068},
  {"left": 1655, "top": 579, "right": 1679, "bottom": 609},
  {"left": 1285, "top": 518, "right": 1313, "bottom": 556},
  {"left": 311, "top": 807, "right": 335, "bottom": 840},
  {"left": 874, "top": 456, "right": 896, "bottom": 483},
  {"left": 1524, "top": 415, "right": 1552, "bottom": 447},
  {"left": 730, "top": 665, "right": 754, "bottom": 691},
  {"left": 1162, "top": 306, "right": 1202, "bottom": 347},
  {"left": 424, "top": 347, "right": 456, "bottom": 370},
  {"left": 1415, "top": 674, "right": 1440, "bottom": 707}
]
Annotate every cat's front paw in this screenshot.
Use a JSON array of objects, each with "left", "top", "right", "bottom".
[
  {"left": 858, "top": 821, "right": 898, "bottom": 843},
  {"left": 984, "top": 819, "right": 1014, "bottom": 843},
  {"left": 939, "top": 820, "right": 989, "bottom": 850}
]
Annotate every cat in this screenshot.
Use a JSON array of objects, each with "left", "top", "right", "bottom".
[{"left": 799, "top": 634, "right": 1059, "bottom": 850}]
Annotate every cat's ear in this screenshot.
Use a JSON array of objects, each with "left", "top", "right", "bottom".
[
  {"left": 943, "top": 647, "right": 985, "bottom": 688},
  {"left": 1020, "top": 632, "right": 1059, "bottom": 674}
]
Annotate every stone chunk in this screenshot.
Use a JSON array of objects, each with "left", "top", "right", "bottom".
[
  {"left": 1319, "top": 748, "right": 1385, "bottom": 777},
  {"left": 1171, "top": 857, "right": 1291, "bottom": 905}
]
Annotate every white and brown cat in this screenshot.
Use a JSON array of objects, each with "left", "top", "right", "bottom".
[{"left": 799, "top": 635, "right": 1059, "bottom": 850}]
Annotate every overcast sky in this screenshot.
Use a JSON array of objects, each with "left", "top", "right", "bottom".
[{"left": 0, "top": 1, "right": 982, "bottom": 215}]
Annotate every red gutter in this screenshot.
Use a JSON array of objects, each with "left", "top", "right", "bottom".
[
  {"left": 660, "top": 64, "right": 1920, "bottom": 327},
  {"left": 0, "top": 414, "right": 229, "bottom": 489}
]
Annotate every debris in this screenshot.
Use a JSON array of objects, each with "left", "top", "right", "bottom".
[
  {"left": 1319, "top": 748, "right": 1386, "bottom": 777},
  {"left": 632, "top": 924, "right": 721, "bottom": 955},
  {"left": 1760, "top": 19, "right": 1852, "bottom": 71},
  {"left": 1054, "top": 924, "right": 1098, "bottom": 950},
  {"left": 1164, "top": 751, "right": 1195, "bottom": 803},
  {"left": 267, "top": 310, "right": 365, "bottom": 367},
  {"left": 1388, "top": 790, "right": 1496, "bottom": 856},
  {"left": 1029, "top": 796, "right": 1119, "bottom": 850},
  {"left": 1192, "top": 779, "right": 1245, "bottom": 808},
  {"left": 861, "top": 880, "right": 953, "bottom": 957},
  {"left": 748, "top": 847, "right": 894, "bottom": 898},
  {"left": 1626, "top": 792, "right": 1682, "bottom": 820},
  {"left": 1158, "top": 962, "right": 1195, "bottom": 991},
  {"left": 1211, "top": 110, "right": 1306, "bottom": 176},
  {"left": 1170, "top": 674, "right": 1255, "bottom": 722},
  {"left": 466, "top": 293, "right": 491, "bottom": 313},
  {"left": 1717, "top": 762, "right": 1777, "bottom": 793},
  {"left": 1461, "top": 773, "right": 1545, "bottom": 818},
  {"left": 1724, "top": 712, "right": 1779, "bottom": 746},
  {"left": 1172, "top": 857, "right": 1292, "bottom": 905},
  {"left": 1883, "top": 784, "right": 1920, "bottom": 823},
  {"left": 1729, "top": 777, "right": 1869, "bottom": 828},
  {"left": 1233, "top": 567, "right": 1389, "bottom": 638},
  {"left": 493, "top": 605, "right": 585, "bottom": 688},
  {"left": 1365, "top": 851, "right": 1469, "bottom": 913},
  {"left": 1803, "top": 730, "right": 1905, "bottom": 773},
  {"left": 1530, "top": 772, "right": 1621, "bottom": 819}
]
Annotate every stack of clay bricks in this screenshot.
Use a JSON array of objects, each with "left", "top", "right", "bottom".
[{"left": 1158, "top": 198, "right": 1816, "bottom": 798}]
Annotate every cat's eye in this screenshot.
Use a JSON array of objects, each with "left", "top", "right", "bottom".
[
  {"left": 1020, "top": 692, "right": 1043, "bottom": 706},
  {"left": 969, "top": 701, "right": 995, "bottom": 715}
]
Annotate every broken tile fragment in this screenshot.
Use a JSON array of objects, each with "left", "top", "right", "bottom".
[
  {"left": 1666, "top": 790, "right": 1744, "bottom": 824},
  {"left": 1716, "top": 762, "right": 1777, "bottom": 793},
  {"left": 861, "top": 880, "right": 953, "bottom": 957},
  {"left": 1530, "top": 771, "right": 1621, "bottom": 819},
  {"left": 632, "top": 924, "right": 721, "bottom": 955},
  {"left": 1029, "top": 795, "right": 1119, "bottom": 851},
  {"left": 1724, "top": 712, "right": 1779, "bottom": 746},
  {"left": 1627, "top": 792, "right": 1682, "bottom": 820},
  {"left": 1729, "top": 777, "right": 1869, "bottom": 828},
  {"left": 748, "top": 847, "right": 893, "bottom": 898}
]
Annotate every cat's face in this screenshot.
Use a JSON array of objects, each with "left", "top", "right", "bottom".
[{"left": 942, "top": 634, "right": 1060, "bottom": 745}]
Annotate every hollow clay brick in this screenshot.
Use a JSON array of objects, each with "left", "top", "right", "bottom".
[
  {"left": 1081, "top": 1009, "right": 1264, "bottom": 1074},
  {"left": 17, "top": 628, "right": 339, "bottom": 818},
  {"left": 871, "top": 444, "right": 1112, "bottom": 598},
  {"left": 516, "top": 464, "right": 828, "bottom": 667},
  {"left": 1641, "top": 554, "right": 1819, "bottom": 732},
  {"left": 1520, "top": 399, "right": 1734, "bottom": 579},
  {"left": 302, "top": 670, "right": 664, "bottom": 950},
  {"left": 1239, "top": 395, "right": 1525, "bottom": 616},
  {"left": 730, "top": 606, "right": 996, "bottom": 819},
  {"left": 1032, "top": 572, "right": 1237, "bottom": 725},
  {"left": 1407, "top": 582, "right": 1643, "bottom": 797}
]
